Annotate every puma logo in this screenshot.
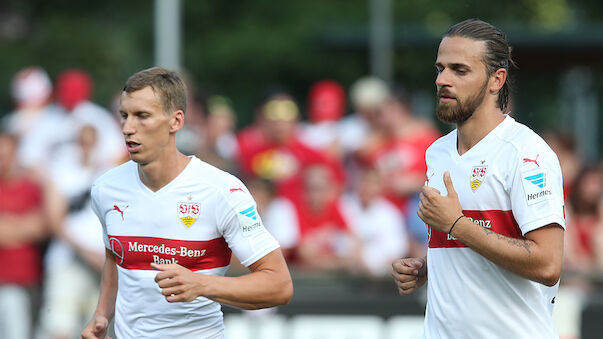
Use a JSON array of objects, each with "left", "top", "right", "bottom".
[
  {"left": 229, "top": 188, "right": 244, "bottom": 193},
  {"left": 523, "top": 154, "right": 539, "bottom": 167},
  {"left": 113, "top": 205, "right": 128, "bottom": 220}
]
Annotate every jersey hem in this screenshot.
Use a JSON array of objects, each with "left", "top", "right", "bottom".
[
  {"left": 520, "top": 214, "right": 566, "bottom": 235},
  {"left": 240, "top": 243, "right": 280, "bottom": 267}
]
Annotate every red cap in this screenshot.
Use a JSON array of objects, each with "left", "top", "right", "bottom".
[
  {"left": 307, "top": 80, "right": 345, "bottom": 123},
  {"left": 56, "top": 69, "right": 92, "bottom": 110}
]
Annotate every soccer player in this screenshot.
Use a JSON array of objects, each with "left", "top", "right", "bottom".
[
  {"left": 81, "top": 67, "right": 293, "bottom": 339},
  {"left": 391, "top": 19, "right": 565, "bottom": 338}
]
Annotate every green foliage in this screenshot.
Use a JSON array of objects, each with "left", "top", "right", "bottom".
[
  {"left": 0, "top": 0, "right": 602, "bottom": 152},
  {"left": 0, "top": 0, "right": 153, "bottom": 114}
]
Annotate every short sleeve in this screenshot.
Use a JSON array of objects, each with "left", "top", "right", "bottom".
[
  {"left": 509, "top": 139, "right": 566, "bottom": 235},
  {"left": 90, "top": 183, "right": 111, "bottom": 249},
  {"left": 214, "top": 179, "right": 280, "bottom": 267}
]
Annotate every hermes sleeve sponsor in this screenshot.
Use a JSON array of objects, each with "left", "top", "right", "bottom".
[
  {"left": 108, "top": 235, "right": 232, "bottom": 271},
  {"left": 236, "top": 205, "right": 266, "bottom": 237},
  {"left": 521, "top": 168, "right": 552, "bottom": 206}
]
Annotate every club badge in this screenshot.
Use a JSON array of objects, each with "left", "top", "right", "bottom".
[
  {"left": 178, "top": 201, "right": 200, "bottom": 227},
  {"left": 470, "top": 165, "right": 487, "bottom": 191}
]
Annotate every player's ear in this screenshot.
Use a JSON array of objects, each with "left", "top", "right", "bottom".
[
  {"left": 489, "top": 68, "right": 507, "bottom": 94},
  {"left": 169, "top": 110, "right": 185, "bottom": 133}
]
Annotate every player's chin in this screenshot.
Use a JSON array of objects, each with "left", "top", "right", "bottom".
[{"left": 128, "top": 152, "right": 145, "bottom": 163}]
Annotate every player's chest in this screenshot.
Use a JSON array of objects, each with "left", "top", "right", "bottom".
[
  {"left": 104, "top": 190, "right": 217, "bottom": 239},
  {"left": 427, "top": 155, "right": 510, "bottom": 207}
]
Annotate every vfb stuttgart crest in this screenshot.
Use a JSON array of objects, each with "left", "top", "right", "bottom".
[
  {"left": 470, "top": 165, "right": 487, "bottom": 191},
  {"left": 178, "top": 202, "right": 200, "bottom": 227}
]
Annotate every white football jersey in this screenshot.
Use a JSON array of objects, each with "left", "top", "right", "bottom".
[
  {"left": 91, "top": 156, "right": 279, "bottom": 338},
  {"left": 423, "top": 116, "right": 565, "bottom": 339}
]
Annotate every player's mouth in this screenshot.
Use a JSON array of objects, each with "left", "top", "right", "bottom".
[
  {"left": 439, "top": 96, "right": 456, "bottom": 104},
  {"left": 126, "top": 141, "right": 141, "bottom": 153},
  {"left": 438, "top": 89, "right": 457, "bottom": 103}
]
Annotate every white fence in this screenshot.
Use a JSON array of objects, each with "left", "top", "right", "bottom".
[{"left": 224, "top": 314, "right": 425, "bottom": 339}]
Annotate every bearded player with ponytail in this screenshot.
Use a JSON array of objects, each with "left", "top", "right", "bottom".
[{"left": 392, "top": 19, "right": 565, "bottom": 338}]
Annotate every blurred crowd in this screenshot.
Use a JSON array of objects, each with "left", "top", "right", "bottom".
[{"left": 0, "top": 66, "right": 601, "bottom": 339}]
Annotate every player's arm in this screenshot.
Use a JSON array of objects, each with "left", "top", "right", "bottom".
[
  {"left": 203, "top": 248, "right": 292, "bottom": 309},
  {"left": 82, "top": 248, "right": 118, "bottom": 339},
  {"left": 418, "top": 172, "right": 563, "bottom": 287},
  {"left": 451, "top": 219, "right": 562, "bottom": 286},
  {"left": 152, "top": 248, "right": 293, "bottom": 309}
]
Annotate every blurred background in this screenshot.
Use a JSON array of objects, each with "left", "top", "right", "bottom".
[{"left": 0, "top": 0, "right": 602, "bottom": 338}]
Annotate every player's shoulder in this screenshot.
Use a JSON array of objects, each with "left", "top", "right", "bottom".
[
  {"left": 426, "top": 128, "right": 456, "bottom": 155},
  {"left": 190, "top": 157, "right": 246, "bottom": 192},
  {"left": 497, "top": 115, "right": 556, "bottom": 159},
  {"left": 190, "top": 158, "right": 258, "bottom": 213}
]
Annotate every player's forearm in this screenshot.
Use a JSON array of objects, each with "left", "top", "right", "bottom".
[
  {"left": 450, "top": 219, "right": 563, "bottom": 286},
  {"left": 93, "top": 249, "right": 118, "bottom": 320},
  {"left": 204, "top": 268, "right": 293, "bottom": 310}
]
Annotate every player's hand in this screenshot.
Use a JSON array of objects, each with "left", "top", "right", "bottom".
[
  {"left": 81, "top": 315, "right": 111, "bottom": 339},
  {"left": 417, "top": 171, "right": 463, "bottom": 233},
  {"left": 392, "top": 257, "right": 427, "bottom": 295},
  {"left": 152, "top": 263, "right": 210, "bottom": 302}
]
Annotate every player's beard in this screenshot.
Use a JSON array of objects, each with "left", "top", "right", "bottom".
[{"left": 436, "top": 79, "right": 488, "bottom": 124}]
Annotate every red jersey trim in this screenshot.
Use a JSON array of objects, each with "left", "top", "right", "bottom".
[
  {"left": 107, "top": 235, "right": 232, "bottom": 271},
  {"left": 428, "top": 210, "right": 523, "bottom": 248}
]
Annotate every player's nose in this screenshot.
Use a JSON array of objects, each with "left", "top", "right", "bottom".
[
  {"left": 435, "top": 69, "right": 451, "bottom": 88},
  {"left": 122, "top": 116, "right": 136, "bottom": 135}
]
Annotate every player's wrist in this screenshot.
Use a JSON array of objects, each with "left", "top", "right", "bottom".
[
  {"left": 193, "top": 273, "right": 218, "bottom": 299},
  {"left": 93, "top": 307, "right": 114, "bottom": 321},
  {"left": 448, "top": 215, "right": 465, "bottom": 236}
]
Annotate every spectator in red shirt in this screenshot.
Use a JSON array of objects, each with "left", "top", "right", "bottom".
[
  {"left": 0, "top": 132, "right": 46, "bottom": 339},
  {"left": 543, "top": 130, "right": 582, "bottom": 201},
  {"left": 292, "top": 165, "right": 357, "bottom": 272},
  {"left": 565, "top": 165, "right": 603, "bottom": 276},
  {"left": 358, "top": 86, "right": 440, "bottom": 210},
  {"left": 299, "top": 80, "right": 347, "bottom": 159},
  {"left": 237, "top": 92, "right": 344, "bottom": 201},
  {"left": 356, "top": 86, "right": 440, "bottom": 257}
]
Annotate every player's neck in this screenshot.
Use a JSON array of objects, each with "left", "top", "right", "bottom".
[
  {"left": 456, "top": 107, "right": 505, "bottom": 156},
  {"left": 137, "top": 150, "right": 191, "bottom": 192}
]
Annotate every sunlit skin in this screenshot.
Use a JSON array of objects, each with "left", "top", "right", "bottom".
[
  {"left": 435, "top": 37, "right": 493, "bottom": 124},
  {"left": 119, "top": 86, "right": 189, "bottom": 192}
]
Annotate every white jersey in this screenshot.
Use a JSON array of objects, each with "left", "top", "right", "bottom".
[
  {"left": 91, "top": 156, "right": 279, "bottom": 338},
  {"left": 423, "top": 116, "right": 565, "bottom": 339}
]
